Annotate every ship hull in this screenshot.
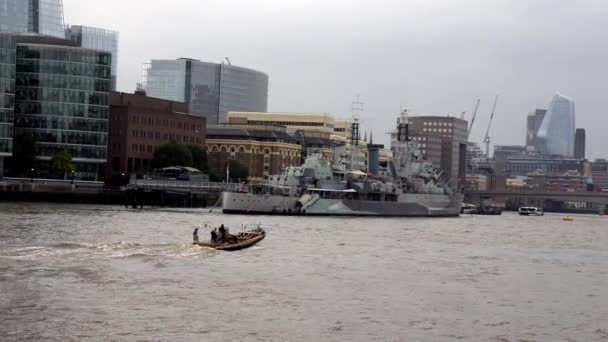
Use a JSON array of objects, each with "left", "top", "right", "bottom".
[{"left": 222, "top": 192, "right": 463, "bottom": 217}]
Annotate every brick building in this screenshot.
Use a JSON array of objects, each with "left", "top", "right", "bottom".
[
  {"left": 206, "top": 126, "right": 301, "bottom": 180},
  {"left": 107, "top": 92, "right": 206, "bottom": 176}
]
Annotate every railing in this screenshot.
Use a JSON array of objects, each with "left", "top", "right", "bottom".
[{"left": 128, "top": 179, "right": 242, "bottom": 192}]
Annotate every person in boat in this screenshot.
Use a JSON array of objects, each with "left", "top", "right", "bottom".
[
  {"left": 210, "top": 229, "right": 217, "bottom": 243},
  {"left": 218, "top": 225, "right": 226, "bottom": 242},
  {"left": 193, "top": 227, "right": 199, "bottom": 243}
]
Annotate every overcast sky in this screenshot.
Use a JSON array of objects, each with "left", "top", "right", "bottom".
[{"left": 64, "top": 0, "right": 608, "bottom": 159}]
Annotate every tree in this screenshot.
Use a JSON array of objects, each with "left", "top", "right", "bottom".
[
  {"left": 186, "top": 144, "right": 208, "bottom": 173},
  {"left": 9, "top": 131, "right": 37, "bottom": 176},
  {"left": 51, "top": 150, "right": 74, "bottom": 180},
  {"left": 227, "top": 160, "right": 249, "bottom": 182},
  {"left": 153, "top": 144, "right": 193, "bottom": 168}
]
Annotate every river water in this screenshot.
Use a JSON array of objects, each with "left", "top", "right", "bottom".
[{"left": 1, "top": 203, "right": 607, "bottom": 342}]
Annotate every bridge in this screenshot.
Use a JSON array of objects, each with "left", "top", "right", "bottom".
[{"left": 467, "top": 190, "right": 608, "bottom": 205}]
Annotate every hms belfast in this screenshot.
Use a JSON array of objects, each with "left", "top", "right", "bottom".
[{"left": 222, "top": 109, "right": 462, "bottom": 216}]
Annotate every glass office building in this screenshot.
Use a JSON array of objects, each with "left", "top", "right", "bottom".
[
  {"left": 0, "top": 0, "right": 66, "bottom": 39},
  {"left": 537, "top": 93, "right": 576, "bottom": 157},
  {"left": 143, "top": 59, "right": 268, "bottom": 126},
  {"left": 66, "top": 25, "right": 118, "bottom": 90},
  {"left": 0, "top": 34, "right": 16, "bottom": 167},
  {"left": 0, "top": 0, "right": 29, "bottom": 34},
  {"left": 14, "top": 36, "right": 111, "bottom": 179}
]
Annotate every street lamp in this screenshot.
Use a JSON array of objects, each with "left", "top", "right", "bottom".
[
  {"left": 71, "top": 170, "right": 75, "bottom": 184},
  {"left": 30, "top": 168, "right": 35, "bottom": 182}
]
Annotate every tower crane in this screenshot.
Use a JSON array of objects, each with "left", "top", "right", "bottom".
[
  {"left": 483, "top": 95, "right": 499, "bottom": 158},
  {"left": 467, "top": 99, "right": 480, "bottom": 139}
]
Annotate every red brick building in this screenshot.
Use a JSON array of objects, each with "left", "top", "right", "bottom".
[{"left": 107, "top": 92, "right": 206, "bottom": 176}]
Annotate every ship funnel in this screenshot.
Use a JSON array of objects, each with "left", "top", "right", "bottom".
[{"left": 367, "top": 144, "right": 383, "bottom": 175}]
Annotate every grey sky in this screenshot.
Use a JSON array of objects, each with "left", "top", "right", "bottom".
[{"left": 64, "top": 0, "right": 608, "bottom": 159}]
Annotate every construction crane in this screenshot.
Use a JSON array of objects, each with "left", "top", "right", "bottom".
[
  {"left": 467, "top": 99, "right": 480, "bottom": 139},
  {"left": 483, "top": 95, "right": 499, "bottom": 158}
]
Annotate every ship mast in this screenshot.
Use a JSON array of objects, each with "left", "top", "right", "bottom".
[
  {"left": 350, "top": 95, "right": 364, "bottom": 172},
  {"left": 396, "top": 107, "right": 410, "bottom": 169}
]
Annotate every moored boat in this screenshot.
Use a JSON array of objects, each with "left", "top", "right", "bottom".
[{"left": 222, "top": 108, "right": 463, "bottom": 217}]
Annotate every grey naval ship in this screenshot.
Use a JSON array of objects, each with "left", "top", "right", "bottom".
[{"left": 222, "top": 109, "right": 463, "bottom": 217}]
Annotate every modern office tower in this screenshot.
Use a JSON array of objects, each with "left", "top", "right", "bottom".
[
  {"left": 537, "top": 93, "right": 576, "bottom": 157},
  {"left": 526, "top": 108, "right": 547, "bottom": 151},
  {"left": 66, "top": 26, "right": 119, "bottom": 90},
  {"left": 142, "top": 59, "right": 268, "bottom": 126},
  {"left": 0, "top": 0, "right": 66, "bottom": 39},
  {"left": 13, "top": 35, "right": 112, "bottom": 180},
  {"left": 0, "top": 34, "right": 16, "bottom": 177},
  {"left": 574, "top": 128, "right": 586, "bottom": 159},
  {"left": 403, "top": 115, "right": 468, "bottom": 188}
]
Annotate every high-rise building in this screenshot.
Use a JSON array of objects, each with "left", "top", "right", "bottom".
[
  {"left": 0, "top": 33, "right": 16, "bottom": 177},
  {"left": 66, "top": 25, "right": 119, "bottom": 90},
  {"left": 574, "top": 128, "right": 586, "bottom": 160},
  {"left": 526, "top": 108, "right": 546, "bottom": 152},
  {"left": 537, "top": 93, "right": 576, "bottom": 156},
  {"left": 0, "top": 0, "right": 65, "bottom": 39},
  {"left": 402, "top": 115, "right": 468, "bottom": 188},
  {"left": 12, "top": 35, "right": 112, "bottom": 180},
  {"left": 142, "top": 59, "right": 268, "bottom": 126}
]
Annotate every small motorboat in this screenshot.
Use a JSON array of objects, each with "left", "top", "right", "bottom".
[
  {"left": 194, "top": 226, "right": 266, "bottom": 251},
  {"left": 562, "top": 216, "right": 574, "bottom": 222}
]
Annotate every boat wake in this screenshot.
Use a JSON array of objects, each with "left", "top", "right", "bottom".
[{"left": 3, "top": 240, "right": 212, "bottom": 260}]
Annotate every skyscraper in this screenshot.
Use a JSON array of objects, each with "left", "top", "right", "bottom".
[
  {"left": 526, "top": 108, "right": 546, "bottom": 152},
  {"left": 66, "top": 25, "right": 119, "bottom": 90},
  {"left": 537, "top": 93, "right": 576, "bottom": 157},
  {"left": 0, "top": 0, "right": 66, "bottom": 38},
  {"left": 574, "top": 128, "right": 586, "bottom": 159},
  {"left": 401, "top": 115, "right": 468, "bottom": 188},
  {"left": 142, "top": 59, "right": 268, "bottom": 126}
]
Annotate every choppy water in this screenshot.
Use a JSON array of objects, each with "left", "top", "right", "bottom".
[{"left": 1, "top": 203, "right": 607, "bottom": 342}]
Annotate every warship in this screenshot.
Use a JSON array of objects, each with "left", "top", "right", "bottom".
[{"left": 222, "top": 109, "right": 462, "bottom": 216}]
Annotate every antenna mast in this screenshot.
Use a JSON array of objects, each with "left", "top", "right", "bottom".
[{"left": 350, "top": 95, "right": 364, "bottom": 171}]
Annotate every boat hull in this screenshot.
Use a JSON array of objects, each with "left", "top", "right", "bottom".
[
  {"left": 222, "top": 192, "right": 462, "bottom": 217},
  {"left": 194, "top": 230, "right": 265, "bottom": 251}
]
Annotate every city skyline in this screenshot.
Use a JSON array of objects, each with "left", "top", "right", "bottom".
[{"left": 62, "top": 0, "right": 607, "bottom": 159}]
